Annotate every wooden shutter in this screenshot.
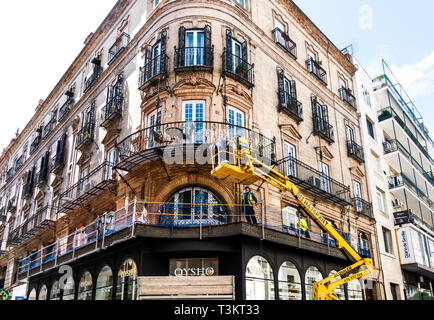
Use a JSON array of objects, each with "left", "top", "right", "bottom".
[
  {"left": 144, "top": 45, "right": 152, "bottom": 81},
  {"left": 290, "top": 80, "right": 297, "bottom": 101},
  {"left": 225, "top": 29, "right": 233, "bottom": 71},
  {"left": 178, "top": 26, "right": 186, "bottom": 67},
  {"left": 278, "top": 70, "right": 285, "bottom": 108},
  {"left": 241, "top": 41, "right": 248, "bottom": 63},
  {"left": 204, "top": 25, "right": 212, "bottom": 66},
  {"left": 160, "top": 30, "right": 167, "bottom": 75}
]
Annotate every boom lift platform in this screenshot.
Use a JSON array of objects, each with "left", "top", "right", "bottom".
[{"left": 210, "top": 137, "right": 373, "bottom": 300}]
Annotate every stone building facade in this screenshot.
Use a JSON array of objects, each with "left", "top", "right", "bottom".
[{"left": 0, "top": 0, "right": 380, "bottom": 300}]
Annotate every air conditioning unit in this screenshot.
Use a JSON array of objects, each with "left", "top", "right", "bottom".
[
  {"left": 308, "top": 176, "right": 322, "bottom": 188},
  {"left": 392, "top": 199, "right": 402, "bottom": 209}
]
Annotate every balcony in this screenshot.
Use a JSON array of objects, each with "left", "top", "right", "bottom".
[
  {"left": 22, "top": 180, "right": 34, "bottom": 199},
  {"left": 358, "top": 247, "right": 372, "bottom": 259},
  {"left": 6, "top": 168, "right": 14, "bottom": 182},
  {"left": 59, "top": 161, "right": 116, "bottom": 213},
  {"left": 83, "top": 61, "right": 102, "bottom": 94},
  {"left": 276, "top": 156, "right": 351, "bottom": 206},
  {"left": 14, "top": 155, "right": 24, "bottom": 172},
  {"left": 339, "top": 88, "right": 357, "bottom": 111},
  {"left": 174, "top": 46, "right": 214, "bottom": 73},
  {"left": 306, "top": 58, "right": 327, "bottom": 86},
  {"left": 42, "top": 119, "right": 55, "bottom": 141},
  {"left": 272, "top": 28, "right": 297, "bottom": 60},
  {"left": 7, "top": 228, "right": 20, "bottom": 247},
  {"left": 108, "top": 32, "right": 130, "bottom": 66},
  {"left": 0, "top": 208, "right": 5, "bottom": 222},
  {"left": 347, "top": 140, "right": 365, "bottom": 163},
  {"left": 353, "top": 197, "right": 374, "bottom": 220},
  {"left": 313, "top": 116, "right": 335, "bottom": 144},
  {"left": 29, "top": 133, "right": 42, "bottom": 155},
  {"left": 58, "top": 97, "right": 74, "bottom": 122},
  {"left": 49, "top": 154, "right": 65, "bottom": 175},
  {"left": 76, "top": 122, "right": 94, "bottom": 151},
  {"left": 36, "top": 164, "right": 49, "bottom": 186},
  {"left": 222, "top": 49, "right": 254, "bottom": 89},
  {"left": 278, "top": 91, "right": 303, "bottom": 124},
  {"left": 138, "top": 53, "right": 168, "bottom": 91},
  {"left": 100, "top": 93, "right": 122, "bottom": 128},
  {"left": 6, "top": 199, "right": 16, "bottom": 214},
  {"left": 115, "top": 121, "right": 276, "bottom": 173}
]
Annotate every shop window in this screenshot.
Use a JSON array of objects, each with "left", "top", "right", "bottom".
[
  {"left": 161, "top": 187, "right": 228, "bottom": 227},
  {"left": 49, "top": 280, "right": 60, "bottom": 300},
  {"left": 245, "top": 256, "right": 275, "bottom": 300},
  {"left": 95, "top": 265, "right": 113, "bottom": 300},
  {"left": 28, "top": 288, "right": 37, "bottom": 300},
  {"left": 328, "top": 271, "right": 345, "bottom": 300},
  {"left": 304, "top": 266, "right": 323, "bottom": 300},
  {"left": 77, "top": 271, "right": 93, "bottom": 300},
  {"left": 278, "top": 261, "right": 301, "bottom": 300},
  {"left": 348, "top": 280, "right": 363, "bottom": 300},
  {"left": 62, "top": 277, "right": 75, "bottom": 300},
  {"left": 116, "top": 259, "right": 138, "bottom": 300},
  {"left": 38, "top": 284, "right": 48, "bottom": 300}
]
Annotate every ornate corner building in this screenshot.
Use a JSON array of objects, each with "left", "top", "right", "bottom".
[{"left": 0, "top": 0, "right": 384, "bottom": 300}]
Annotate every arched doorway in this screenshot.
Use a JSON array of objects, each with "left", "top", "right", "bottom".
[
  {"left": 62, "top": 277, "right": 75, "bottom": 300},
  {"left": 28, "top": 288, "right": 37, "bottom": 300},
  {"left": 348, "top": 279, "right": 364, "bottom": 300},
  {"left": 38, "top": 284, "right": 48, "bottom": 300},
  {"left": 95, "top": 265, "right": 113, "bottom": 300},
  {"left": 245, "top": 255, "right": 275, "bottom": 300},
  {"left": 77, "top": 271, "right": 93, "bottom": 300},
  {"left": 328, "top": 270, "right": 346, "bottom": 300},
  {"left": 116, "top": 258, "right": 138, "bottom": 300},
  {"left": 305, "top": 266, "right": 323, "bottom": 300},
  {"left": 49, "top": 280, "right": 60, "bottom": 300},
  {"left": 278, "top": 261, "right": 302, "bottom": 300}
]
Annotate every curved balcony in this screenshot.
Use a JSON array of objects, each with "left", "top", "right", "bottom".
[
  {"left": 115, "top": 121, "right": 276, "bottom": 173},
  {"left": 174, "top": 46, "right": 214, "bottom": 73},
  {"left": 138, "top": 54, "right": 168, "bottom": 91},
  {"left": 222, "top": 49, "right": 254, "bottom": 89}
]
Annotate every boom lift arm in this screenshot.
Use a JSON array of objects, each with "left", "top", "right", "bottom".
[{"left": 211, "top": 137, "right": 373, "bottom": 300}]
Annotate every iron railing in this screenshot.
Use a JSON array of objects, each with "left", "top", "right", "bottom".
[
  {"left": 272, "top": 28, "right": 297, "bottom": 60},
  {"left": 58, "top": 98, "right": 74, "bottom": 122},
  {"left": 6, "top": 199, "right": 16, "bottom": 213},
  {"left": 50, "top": 153, "right": 65, "bottom": 174},
  {"left": 278, "top": 91, "right": 303, "bottom": 123},
  {"left": 276, "top": 156, "right": 351, "bottom": 206},
  {"left": 138, "top": 53, "right": 168, "bottom": 90},
  {"left": 115, "top": 121, "right": 276, "bottom": 172},
  {"left": 76, "top": 122, "right": 95, "bottom": 150},
  {"left": 222, "top": 49, "right": 254, "bottom": 89},
  {"left": 6, "top": 168, "right": 14, "bottom": 182},
  {"left": 339, "top": 88, "right": 357, "bottom": 111},
  {"left": 83, "top": 64, "right": 102, "bottom": 94},
  {"left": 101, "top": 93, "right": 123, "bottom": 128},
  {"left": 108, "top": 32, "right": 130, "bottom": 65},
  {"left": 174, "top": 46, "right": 214, "bottom": 71},
  {"left": 59, "top": 161, "right": 116, "bottom": 213},
  {"left": 42, "top": 119, "right": 55, "bottom": 140},
  {"left": 29, "top": 134, "right": 41, "bottom": 155},
  {"left": 389, "top": 174, "right": 434, "bottom": 210},
  {"left": 306, "top": 58, "right": 327, "bottom": 86},
  {"left": 14, "top": 155, "right": 24, "bottom": 172},
  {"left": 353, "top": 197, "right": 374, "bottom": 220},
  {"left": 347, "top": 140, "right": 365, "bottom": 163},
  {"left": 313, "top": 116, "right": 334, "bottom": 143}
]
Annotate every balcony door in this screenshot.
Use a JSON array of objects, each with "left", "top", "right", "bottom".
[
  {"left": 183, "top": 101, "right": 205, "bottom": 143},
  {"left": 228, "top": 106, "right": 245, "bottom": 139},
  {"left": 320, "top": 162, "right": 330, "bottom": 193},
  {"left": 284, "top": 142, "right": 296, "bottom": 177},
  {"left": 353, "top": 181, "right": 363, "bottom": 212},
  {"left": 152, "top": 42, "right": 161, "bottom": 77},
  {"left": 274, "top": 19, "right": 286, "bottom": 46},
  {"left": 313, "top": 101, "right": 325, "bottom": 131},
  {"left": 106, "top": 149, "right": 116, "bottom": 181},
  {"left": 147, "top": 110, "right": 162, "bottom": 149},
  {"left": 346, "top": 126, "right": 354, "bottom": 143},
  {"left": 232, "top": 39, "right": 242, "bottom": 73},
  {"left": 185, "top": 30, "right": 204, "bottom": 66},
  {"left": 307, "top": 49, "right": 317, "bottom": 73}
]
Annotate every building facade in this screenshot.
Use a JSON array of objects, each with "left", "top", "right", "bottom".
[{"left": 0, "top": 0, "right": 380, "bottom": 300}]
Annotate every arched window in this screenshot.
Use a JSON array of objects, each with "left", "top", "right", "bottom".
[
  {"left": 28, "top": 288, "right": 37, "bottom": 300},
  {"left": 348, "top": 280, "right": 363, "bottom": 300},
  {"left": 160, "top": 187, "right": 228, "bottom": 227},
  {"left": 95, "top": 265, "right": 113, "bottom": 300},
  {"left": 38, "top": 284, "right": 48, "bottom": 300},
  {"left": 328, "top": 271, "right": 345, "bottom": 300},
  {"left": 77, "top": 271, "right": 93, "bottom": 300},
  {"left": 49, "top": 280, "right": 60, "bottom": 300},
  {"left": 62, "top": 277, "right": 75, "bottom": 300},
  {"left": 116, "top": 258, "right": 138, "bottom": 300},
  {"left": 245, "top": 256, "right": 275, "bottom": 300},
  {"left": 305, "top": 266, "right": 323, "bottom": 300},
  {"left": 278, "top": 261, "right": 302, "bottom": 300}
]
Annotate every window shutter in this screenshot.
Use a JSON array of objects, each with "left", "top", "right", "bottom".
[
  {"left": 204, "top": 25, "right": 212, "bottom": 66},
  {"left": 106, "top": 85, "right": 111, "bottom": 105},
  {"left": 160, "top": 30, "right": 167, "bottom": 75},
  {"left": 322, "top": 104, "right": 329, "bottom": 123},
  {"left": 114, "top": 74, "right": 123, "bottom": 105},
  {"left": 144, "top": 45, "right": 152, "bottom": 81},
  {"left": 311, "top": 97, "right": 318, "bottom": 118},
  {"left": 278, "top": 70, "right": 285, "bottom": 108},
  {"left": 225, "top": 29, "right": 233, "bottom": 71},
  {"left": 241, "top": 41, "right": 248, "bottom": 63},
  {"left": 290, "top": 80, "right": 297, "bottom": 101}
]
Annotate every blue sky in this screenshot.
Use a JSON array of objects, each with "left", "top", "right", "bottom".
[{"left": 294, "top": 0, "right": 434, "bottom": 136}]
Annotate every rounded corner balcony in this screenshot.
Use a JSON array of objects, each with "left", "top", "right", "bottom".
[
  {"left": 138, "top": 54, "right": 168, "bottom": 92},
  {"left": 114, "top": 121, "right": 276, "bottom": 173},
  {"left": 221, "top": 48, "right": 254, "bottom": 89},
  {"left": 174, "top": 46, "right": 214, "bottom": 74}
]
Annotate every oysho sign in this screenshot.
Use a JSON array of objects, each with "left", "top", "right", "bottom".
[{"left": 174, "top": 267, "right": 215, "bottom": 277}]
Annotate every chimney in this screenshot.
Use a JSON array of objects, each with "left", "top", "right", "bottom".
[
  {"left": 35, "top": 99, "right": 44, "bottom": 111},
  {"left": 84, "top": 32, "right": 94, "bottom": 45}
]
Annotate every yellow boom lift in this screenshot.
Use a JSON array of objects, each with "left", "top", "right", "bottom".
[{"left": 211, "top": 137, "right": 373, "bottom": 300}]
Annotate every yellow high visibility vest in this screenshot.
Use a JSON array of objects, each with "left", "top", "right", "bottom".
[{"left": 299, "top": 218, "right": 309, "bottom": 231}]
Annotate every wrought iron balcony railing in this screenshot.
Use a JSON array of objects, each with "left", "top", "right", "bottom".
[
  {"left": 22, "top": 180, "right": 34, "bottom": 199},
  {"left": 14, "top": 155, "right": 24, "bottom": 172},
  {"left": 115, "top": 121, "right": 276, "bottom": 173},
  {"left": 83, "top": 64, "right": 102, "bottom": 94},
  {"left": 7, "top": 228, "right": 20, "bottom": 246},
  {"left": 59, "top": 161, "right": 116, "bottom": 213},
  {"left": 6, "top": 168, "right": 14, "bottom": 182},
  {"left": 6, "top": 199, "right": 16, "bottom": 213},
  {"left": 29, "top": 134, "right": 41, "bottom": 155},
  {"left": 49, "top": 155, "right": 64, "bottom": 174},
  {"left": 313, "top": 116, "right": 334, "bottom": 143},
  {"left": 278, "top": 91, "right": 303, "bottom": 123},
  {"left": 339, "top": 88, "right": 357, "bottom": 111},
  {"left": 276, "top": 156, "right": 351, "bottom": 206},
  {"left": 174, "top": 46, "right": 214, "bottom": 72},
  {"left": 222, "top": 49, "right": 254, "bottom": 89},
  {"left": 138, "top": 53, "right": 168, "bottom": 91},
  {"left": 101, "top": 93, "right": 123, "bottom": 128},
  {"left": 76, "top": 122, "right": 94, "bottom": 150},
  {"left": 306, "top": 58, "right": 327, "bottom": 86},
  {"left": 347, "top": 140, "right": 365, "bottom": 163},
  {"left": 272, "top": 28, "right": 297, "bottom": 60},
  {"left": 389, "top": 174, "right": 434, "bottom": 210},
  {"left": 42, "top": 118, "right": 55, "bottom": 140},
  {"left": 108, "top": 32, "right": 130, "bottom": 65},
  {"left": 58, "top": 98, "right": 74, "bottom": 122},
  {"left": 353, "top": 197, "right": 374, "bottom": 220}
]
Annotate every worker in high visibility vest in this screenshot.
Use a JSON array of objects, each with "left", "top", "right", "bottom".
[{"left": 242, "top": 186, "right": 258, "bottom": 224}]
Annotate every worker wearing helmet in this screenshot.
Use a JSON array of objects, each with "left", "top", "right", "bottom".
[{"left": 242, "top": 186, "right": 258, "bottom": 224}]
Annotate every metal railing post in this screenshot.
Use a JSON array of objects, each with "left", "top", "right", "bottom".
[
  {"left": 54, "top": 239, "right": 59, "bottom": 267},
  {"left": 72, "top": 228, "right": 77, "bottom": 259},
  {"left": 40, "top": 248, "right": 43, "bottom": 272},
  {"left": 200, "top": 205, "right": 203, "bottom": 240},
  {"left": 102, "top": 212, "right": 107, "bottom": 249},
  {"left": 95, "top": 220, "right": 99, "bottom": 251},
  {"left": 261, "top": 201, "right": 265, "bottom": 240},
  {"left": 131, "top": 197, "right": 137, "bottom": 237}
]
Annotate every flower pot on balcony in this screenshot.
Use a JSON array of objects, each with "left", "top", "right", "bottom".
[{"left": 236, "top": 62, "right": 249, "bottom": 79}]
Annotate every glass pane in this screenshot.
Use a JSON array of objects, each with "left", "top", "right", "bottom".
[
  {"left": 95, "top": 266, "right": 113, "bottom": 300},
  {"left": 278, "top": 262, "right": 302, "bottom": 300},
  {"left": 246, "top": 256, "right": 275, "bottom": 300},
  {"left": 116, "top": 259, "right": 138, "bottom": 300},
  {"left": 305, "top": 266, "right": 323, "bottom": 300}
]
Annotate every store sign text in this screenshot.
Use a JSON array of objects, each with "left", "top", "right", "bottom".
[{"left": 174, "top": 267, "right": 215, "bottom": 277}]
